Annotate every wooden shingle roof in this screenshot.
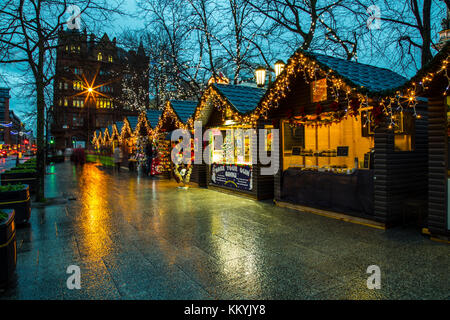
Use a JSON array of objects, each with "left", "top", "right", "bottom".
[{"left": 213, "top": 84, "right": 266, "bottom": 113}]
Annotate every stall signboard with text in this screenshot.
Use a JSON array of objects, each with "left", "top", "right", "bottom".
[{"left": 211, "top": 164, "right": 252, "bottom": 191}]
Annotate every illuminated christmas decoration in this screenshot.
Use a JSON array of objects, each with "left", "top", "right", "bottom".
[
  {"left": 120, "top": 117, "right": 134, "bottom": 142},
  {"left": 153, "top": 100, "right": 190, "bottom": 138},
  {"left": 207, "top": 72, "right": 230, "bottom": 85},
  {"left": 110, "top": 124, "right": 122, "bottom": 142},
  {"left": 133, "top": 111, "right": 153, "bottom": 138}
]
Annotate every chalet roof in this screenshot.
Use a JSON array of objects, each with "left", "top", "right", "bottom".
[
  {"left": 170, "top": 100, "right": 197, "bottom": 123},
  {"left": 127, "top": 116, "right": 138, "bottom": 130},
  {"left": 115, "top": 121, "right": 124, "bottom": 133},
  {"left": 146, "top": 109, "right": 163, "bottom": 128},
  {"left": 385, "top": 42, "right": 450, "bottom": 96},
  {"left": 0, "top": 88, "right": 10, "bottom": 99},
  {"left": 307, "top": 52, "right": 408, "bottom": 93},
  {"left": 107, "top": 124, "right": 113, "bottom": 135},
  {"left": 213, "top": 83, "right": 266, "bottom": 113}
]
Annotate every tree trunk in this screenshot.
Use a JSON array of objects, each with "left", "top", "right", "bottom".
[
  {"left": 421, "top": 0, "right": 432, "bottom": 67},
  {"left": 35, "top": 79, "right": 46, "bottom": 202}
]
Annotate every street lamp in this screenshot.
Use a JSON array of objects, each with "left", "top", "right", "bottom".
[
  {"left": 274, "top": 60, "right": 285, "bottom": 78},
  {"left": 255, "top": 66, "right": 266, "bottom": 87}
]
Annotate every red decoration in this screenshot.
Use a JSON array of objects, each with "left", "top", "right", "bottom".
[
  {"left": 330, "top": 101, "right": 340, "bottom": 112},
  {"left": 372, "top": 105, "right": 384, "bottom": 126},
  {"left": 350, "top": 98, "right": 360, "bottom": 115},
  {"left": 315, "top": 103, "right": 323, "bottom": 115},
  {"left": 298, "top": 106, "right": 305, "bottom": 116}
]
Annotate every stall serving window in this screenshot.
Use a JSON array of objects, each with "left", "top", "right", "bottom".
[
  {"left": 209, "top": 126, "right": 254, "bottom": 192},
  {"left": 209, "top": 127, "right": 253, "bottom": 165},
  {"left": 282, "top": 116, "right": 374, "bottom": 173}
]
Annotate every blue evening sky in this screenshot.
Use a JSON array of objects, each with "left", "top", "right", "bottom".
[{"left": 0, "top": 0, "right": 445, "bottom": 130}]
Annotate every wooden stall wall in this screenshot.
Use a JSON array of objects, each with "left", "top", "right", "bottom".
[
  {"left": 269, "top": 73, "right": 429, "bottom": 225},
  {"left": 373, "top": 104, "right": 428, "bottom": 226},
  {"left": 428, "top": 97, "right": 449, "bottom": 236}
]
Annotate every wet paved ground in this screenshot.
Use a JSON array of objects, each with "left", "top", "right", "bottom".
[{"left": 0, "top": 161, "right": 448, "bottom": 300}]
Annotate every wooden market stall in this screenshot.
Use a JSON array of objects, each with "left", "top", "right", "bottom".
[
  {"left": 146, "top": 109, "right": 163, "bottom": 130},
  {"left": 92, "top": 130, "right": 102, "bottom": 150},
  {"left": 100, "top": 127, "right": 111, "bottom": 148},
  {"left": 120, "top": 117, "right": 137, "bottom": 154},
  {"left": 153, "top": 100, "right": 197, "bottom": 179},
  {"left": 191, "top": 83, "right": 273, "bottom": 199},
  {"left": 111, "top": 121, "right": 124, "bottom": 148},
  {"left": 392, "top": 44, "right": 450, "bottom": 240},
  {"left": 254, "top": 50, "right": 428, "bottom": 227}
]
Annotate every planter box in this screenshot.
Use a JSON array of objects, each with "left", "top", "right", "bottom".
[
  {"left": 0, "top": 210, "right": 16, "bottom": 288},
  {"left": 0, "top": 186, "right": 31, "bottom": 225},
  {"left": 1, "top": 172, "right": 37, "bottom": 193}
]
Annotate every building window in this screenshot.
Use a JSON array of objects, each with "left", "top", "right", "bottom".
[
  {"left": 108, "top": 55, "right": 113, "bottom": 63},
  {"left": 73, "top": 99, "right": 84, "bottom": 108},
  {"left": 64, "top": 99, "right": 68, "bottom": 107},
  {"left": 72, "top": 116, "right": 84, "bottom": 127},
  {"left": 73, "top": 81, "right": 83, "bottom": 91},
  {"left": 96, "top": 98, "right": 113, "bottom": 109},
  {"left": 98, "top": 52, "right": 103, "bottom": 61},
  {"left": 59, "top": 82, "right": 63, "bottom": 90},
  {"left": 64, "top": 82, "right": 68, "bottom": 90}
]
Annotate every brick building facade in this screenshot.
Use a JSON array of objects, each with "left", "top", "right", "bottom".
[{"left": 49, "top": 28, "right": 149, "bottom": 149}]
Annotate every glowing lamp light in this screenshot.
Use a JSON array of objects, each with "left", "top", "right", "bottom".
[
  {"left": 255, "top": 66, "right": 266, "bottom": 87},
  {"left": 274, "top": 60, "right": 285, "bottom": 78},
  {"left": 88, "top": 87, "right": 93, "bottom": 93},
  {"left": 224, "top": 119, "right": 236, "bottom": 126}
]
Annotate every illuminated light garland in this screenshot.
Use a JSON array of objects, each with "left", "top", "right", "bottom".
[
  {"left": 110, "top": 124, "right": 122, "bottom": 143},
  {"left": 245, "top": 50, "right": 450, "bottom": 128},
  {"left": 102, "top": 128, "right": 111, "bottom": 146},
  {"left": 154, "top": 101, "right": 189, "bottom": 139},
  {"left": 134, "top": 111, "right": 153, "bottom": 138},
  {"left": 120, "top": 118, "right": 134, "bottom": 143},
  {"left": 187, "top": 85, "right": 256, "bottom": 129}
]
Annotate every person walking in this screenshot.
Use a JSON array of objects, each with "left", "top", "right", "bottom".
[
  {"left": 145, "top": 142, "right": 154, "bottom": 177},
  {"left": 113, "top": 146, "right": 122, "bottom": 173}
]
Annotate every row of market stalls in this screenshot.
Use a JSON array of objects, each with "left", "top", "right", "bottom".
[{"left": 92, "top": 44, "right": 450, "bottom": 241}]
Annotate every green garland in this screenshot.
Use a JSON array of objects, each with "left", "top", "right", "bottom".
[
  {"left": 0, "top": 184, "right": 26, "bottom": 192},
  {"left": 0, "top": 211, "right": 7, "bottom": 223}
]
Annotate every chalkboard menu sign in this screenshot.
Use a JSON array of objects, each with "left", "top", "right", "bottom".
[
  {"left": 211, "top": 164, "right": 252, "bottom": 191},
  {"left": 284, "top": 123, "right": 305, "bottom": 151},
  {"left": 337, "top": 146, "right": 349, "bottom": 157}
]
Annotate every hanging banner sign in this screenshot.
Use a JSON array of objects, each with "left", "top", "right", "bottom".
[{"left": 211, "top": 164, "right": 252, "bottom": 191}]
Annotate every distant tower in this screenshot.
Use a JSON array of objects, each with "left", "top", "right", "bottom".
[{"left": 435, "top": 8, "right": 450, "bottom": 51}]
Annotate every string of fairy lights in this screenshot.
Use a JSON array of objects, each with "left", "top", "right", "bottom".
[{"left": 95, "top": 49, "right": 450, "bottom": 147}]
